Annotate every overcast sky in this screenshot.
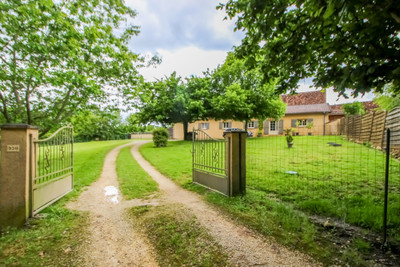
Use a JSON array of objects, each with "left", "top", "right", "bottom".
[{"left": 125, "top": 0, "right": 374, "bottom": 104}]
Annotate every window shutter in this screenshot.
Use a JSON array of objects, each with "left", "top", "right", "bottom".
[
  {"left": 291, "top": 119, "right": 297, "bottom": 127},
  {"left": 206, "top": 123, "right": 209, "bottom": 130},
  {"left": 198, "top": 123, "right": 201, "bottom": 130},
  {"left": 228, "top": 122, "right": 232, "bottom": 128},
  {"left": 219, "top": 122, "right": 222, "bottom": 129},
  {"left": 278, "top": 120, "right": 284, "bottom": 134},
  {"left": 243, "top": 121, "right": 246, "bottom": 129},
  {"left": 254, "top": 120, "right": 258, "bottom": 129},
  {"left": 264, "top": 121, "right": 269, "bottom": 135},
  {"left": 307, "top": 118, "right": 313, "bottom": 124}
]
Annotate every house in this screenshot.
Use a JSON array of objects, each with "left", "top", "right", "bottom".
[
  {"left": 272, "top": 90, "right": 330, "bottom": 136},
  {"left": 170, "top": 90, "right": 371, "bottom": 139}
]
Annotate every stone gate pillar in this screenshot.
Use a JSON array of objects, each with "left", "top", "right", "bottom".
[
  {"left": 0, "top": 124, "right": 38, "bottom": 229},
  {"left": 224, "top": 129, "right": 246, "bottom": 196}
]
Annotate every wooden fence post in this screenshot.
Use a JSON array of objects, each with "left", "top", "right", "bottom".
[{"left": 0, "top": 124, "right": 38, "bottom": 229}]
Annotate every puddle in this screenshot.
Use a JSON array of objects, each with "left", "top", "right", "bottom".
[{"left": 104, "top": 185, "right": 119, "bottom": 204}]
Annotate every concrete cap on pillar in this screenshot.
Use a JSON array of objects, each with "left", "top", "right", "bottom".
[
  {"left": 0, "top": 123, "right": 39, "bottom": 129},
  {"left": 223, "top": 128, "right": 247, "bottom": 134}
]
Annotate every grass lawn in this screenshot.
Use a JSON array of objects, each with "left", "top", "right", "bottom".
[
  {"left": 129, "top": 205, "right": 230, "bottom": 266},
  {"left": 140, "top": 137, "right": 400, "bottom": 265},
  {"left": 116, "top": 145, "right": 158, "bottom": 199},
  {"left": 0, "top": 139, "right": 133, "bottom": 266}
]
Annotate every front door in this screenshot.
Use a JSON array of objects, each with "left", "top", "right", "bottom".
[{"left": 269, "top": 120, "right": 279, "bottom": 135}]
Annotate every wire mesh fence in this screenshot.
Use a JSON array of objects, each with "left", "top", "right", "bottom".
[{"left": 246, "top": 125, "right": 400, "bottom": 244}]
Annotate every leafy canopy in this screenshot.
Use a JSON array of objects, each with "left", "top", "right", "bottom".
[
  {"left": 209, "top": 53, "right": 286, "bottom": 122},
  {"left": 218, "top": 0, "right": 400, "bottom": 97},
  {"left": 342, "top": 102, "right": 366, "bottom": 116},
  {"left": 0, "top": 0, "right": 142, "bottom": 135}
]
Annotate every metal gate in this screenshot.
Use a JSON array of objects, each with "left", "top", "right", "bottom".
[
  {"left": 30, "top": 125, "right": 74, "bottom": 215},
  {"left": 192, "top": 129, "right": 229, "bottom": 195}
]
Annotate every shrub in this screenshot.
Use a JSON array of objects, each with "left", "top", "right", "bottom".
[{"left": 153, "top": 128, "right": 169, "bottom": 147}]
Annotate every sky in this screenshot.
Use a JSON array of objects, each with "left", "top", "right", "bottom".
[{"left": 125, "top": 0, "right": 374, "bottom": 104}]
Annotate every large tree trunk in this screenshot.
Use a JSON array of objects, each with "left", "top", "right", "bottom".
[{"left": 183, "top": 121, "right": 189, "bottom": 141}]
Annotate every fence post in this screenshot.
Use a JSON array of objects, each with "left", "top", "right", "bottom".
[
  {"left": 224, "top": 129, "right": 246, "bottom": 196},
  {"left": 0, "top": 124, "right": 38, "bottom": 229},
  {"left": 383, "top": 128, "right": 390, "bottom": 249}
]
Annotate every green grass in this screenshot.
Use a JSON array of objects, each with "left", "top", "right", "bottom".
[
  {"left": 116, "top": 145, "right": 158, "bottom": 199},
  {"left": 140, "top": 141, "right": 193, "bottom": 186},
  {"left": 139, "top": 138, "right": 400, "bottom": 265},
  {"left": 129, "top": 205, "right": 230, "bottom": 266},
  {"left": 0, "top": 139, "right": 133, "bottom": 266}
]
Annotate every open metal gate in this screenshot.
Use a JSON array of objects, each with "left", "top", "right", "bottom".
[
  {"left": 30, "top": 125, "right": 74, "bottom": 215},
  {"left": 192, "top": 129, "right": 229, "bottom": 195}
]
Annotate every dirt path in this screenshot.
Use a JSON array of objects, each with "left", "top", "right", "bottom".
[
  {"left": 67, "top": 142, "right": 159, "bottom": 266},
  {"left": 67, "top": 140, "right": 319, "bottom": 266},
  {"left": 132, "top": 140, "right": 320, "bottom": 267}
]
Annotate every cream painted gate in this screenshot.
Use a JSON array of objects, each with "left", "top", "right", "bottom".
[{"left": 30, "top": 125, "right": 74, "bottom": 215}]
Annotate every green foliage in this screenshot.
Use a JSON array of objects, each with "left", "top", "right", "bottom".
[
  {"left": 342, "top": 102, "right": 366, "bottom": 116},
  {"left": 285, "top": 134, "right": 293, "bottom": 143},
  {"left": 71, "top": 110, "right": 127, "bottom": 142},
  {"left": 0, "top": 0, "right": 143, "bottom": 135},
  {"left": 129, "top": 205, "right": 229, "bottom": 266},
  {"left": 209, "top": 53, "right": 286, "bottom": 122},
  {"left": 137, "top": 73, "right": 197, "bottom": 140},
  {"left": 116, "top": 146, "right": 158, "bottom": 199},
  {"left": 152, "top": 128, "right": 168, "bottom": 147},
  {"left": 374, "top": 84, "right": 400, "bottom": 112},
  {"left": 218, "top": 0, "right": 400, "bottom": 97}
]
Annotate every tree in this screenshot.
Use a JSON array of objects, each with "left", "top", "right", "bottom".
[
  {"left": 0, "top": 0, "right": 142, "bottom": 135},
  {"left": 209, "top": 53, "right": 286, "bottom": 128},
  {"left": 71, "top": 110, "right": 127, "bottom": 142},
  {"left": 218, "top": 0, "right": 400, "bottom": 97},
  {"left": 374, "top": 84, "right": 400, "bottom": 112},
  {"left": 342, "top": 102, "right": 366, "bottom": 116},
  {"left": 137, "top": 73, "right": 197, "bottom": 140}
]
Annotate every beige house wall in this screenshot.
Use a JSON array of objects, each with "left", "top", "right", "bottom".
[
  {"left": 282, "top": 113, "right": 327, "bottom": 136},
  {"left": 172, "top": 123, "right": 185, "bottom": 140},
  {"left": 172, "top": 112, "right": 329, "bottom": 140}
]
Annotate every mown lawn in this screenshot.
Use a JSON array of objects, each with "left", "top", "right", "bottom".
[
  {"left": 140, "top": 137, "right": 400, "bottom": 265},
  {"left": 0, "top": 139, "right": 133, "bottom": 266},
  {"left": 116, "top": 145, "right": 158, "bottom": 199}
]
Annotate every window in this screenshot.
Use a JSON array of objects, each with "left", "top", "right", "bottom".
[
  {"left": 270, "top": 121, "right": 276, "bottom": 131},
  {"left": 201, "top": 123, "right": 209, "bottom": 130},
  {"left": 248, "top": 121, "right": 255, "bottom": 128},
  {"left": 223, "top": 122, "right": 230, "bottom": 129},
  {"left": 297, "top": 119, "right": 307, "bottom": 127}
]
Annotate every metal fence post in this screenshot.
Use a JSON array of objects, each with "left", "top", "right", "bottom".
[{"left": 383, "top": 128, "right": 391, "bottom": 250}]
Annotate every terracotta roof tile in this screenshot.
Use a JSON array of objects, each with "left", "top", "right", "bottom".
[{"left": 282, "top": 90, "right": 326, "bottom": 106}]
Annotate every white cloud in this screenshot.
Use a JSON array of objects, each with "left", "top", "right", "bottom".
[{"left": 139, "top": 46, "right": 228, "bottom": 81}]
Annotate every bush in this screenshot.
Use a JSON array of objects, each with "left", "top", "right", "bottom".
[{"left": 153, "top": 128, "right": 169, "bottom": 147}]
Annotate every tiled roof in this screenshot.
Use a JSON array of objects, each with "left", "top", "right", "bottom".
[
  {"left": 286, "top": 103, "right": 331, "bottom": 114},
  {"left": 363, "top": 101, "right": 379, "bottom": 111},
  {"left": 282, "top": 90, "right": 326, "bottom": 106},
  {"left": 329, "top": 104, "right": 344, "bottom": 115}
]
